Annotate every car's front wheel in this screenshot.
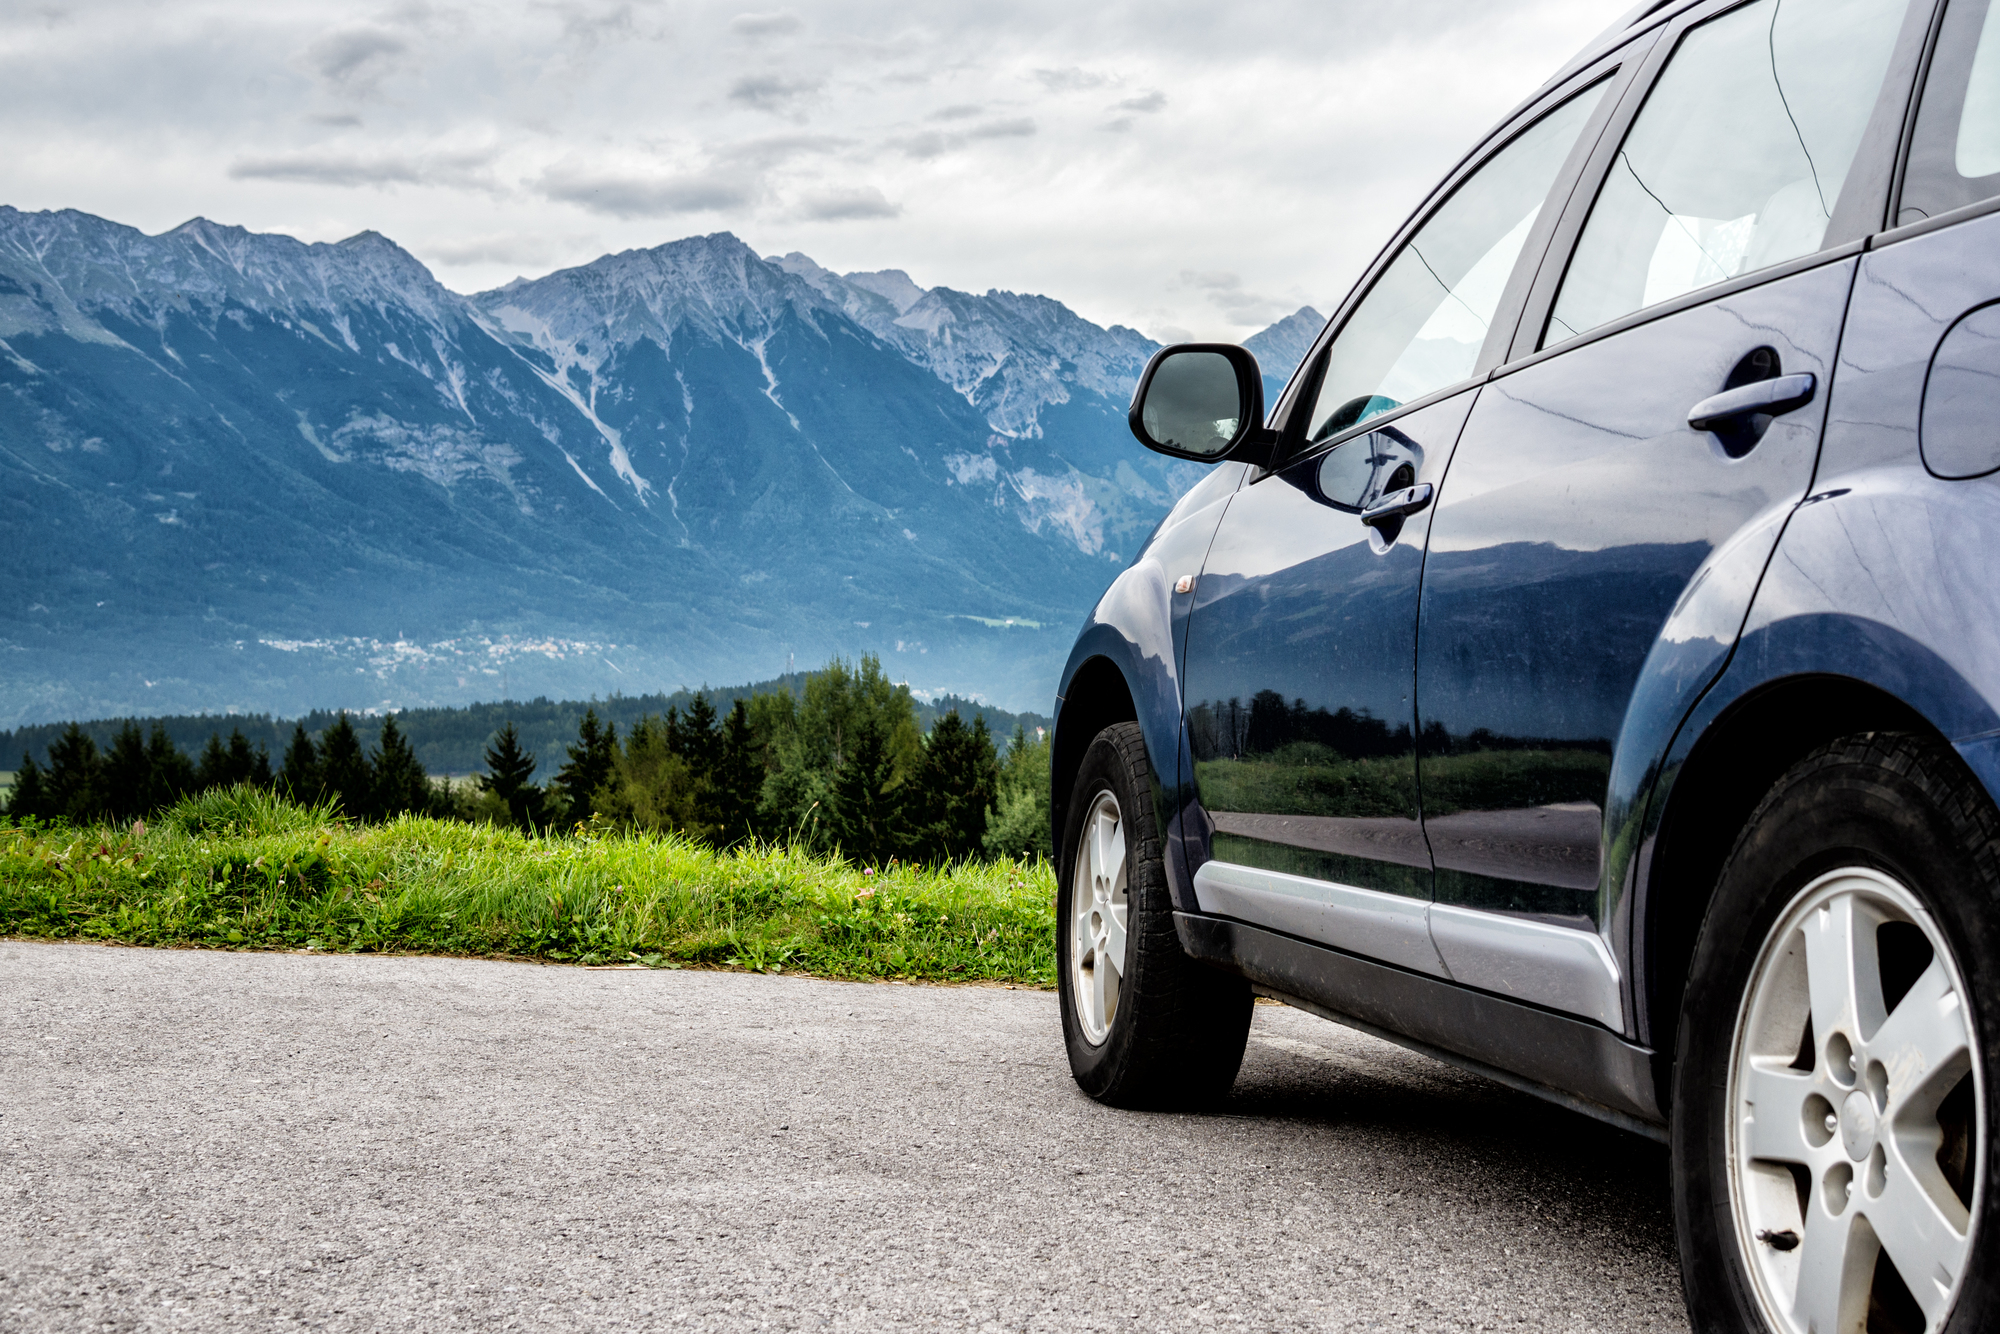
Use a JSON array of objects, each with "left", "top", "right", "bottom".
[
  {"left": 1058, "top": 721, "right": 1251, "bottom": 1108},
  {"left": 1675, "top": 733, "right": 2000, "bottom": 1332}
]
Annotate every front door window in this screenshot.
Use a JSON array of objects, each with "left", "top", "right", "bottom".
[{"left": 1298, "top": 80, "right": 1609, "bottom": 444}]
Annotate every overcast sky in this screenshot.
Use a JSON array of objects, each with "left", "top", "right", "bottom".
[{"left": 0, "top": 0, "right": 1622, "bottom": 342}]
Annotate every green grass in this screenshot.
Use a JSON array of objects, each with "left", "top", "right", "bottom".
[{"left": 0, "top": 786, "right": 1057, "bottom": 985}]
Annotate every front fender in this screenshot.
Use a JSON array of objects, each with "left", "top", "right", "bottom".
[{"left": 1052, "top": 465, "right": 1244, "bottom": 908}]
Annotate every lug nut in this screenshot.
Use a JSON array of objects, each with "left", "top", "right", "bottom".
[{"left": 1825, "top": 1113, "right": 1838, "bottom": 1134}]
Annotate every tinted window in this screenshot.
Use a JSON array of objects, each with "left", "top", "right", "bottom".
[
  {"left": 1901, "top": 0, "right": 2000, "bottom": 223},
  {"left": 1298, "top": 82, "right": 1609, "bottom": 444},
  {"left": 1546, "top": 0, "right": 1908, "bottom": 346}
]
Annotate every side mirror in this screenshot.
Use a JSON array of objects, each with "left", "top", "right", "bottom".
[{"left": 1127, "top": 344, "right": 1276, "bottom": 467}]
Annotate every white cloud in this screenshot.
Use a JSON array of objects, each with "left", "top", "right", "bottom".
[{"left": 0, "top": 0, "right": 1624, "bottom": 340}]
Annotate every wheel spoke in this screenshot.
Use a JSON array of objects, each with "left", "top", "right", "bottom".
[
  {"left": 1091, "top": 944, "right": 1111, "bottom": 1024},
  {"left": 1803, "top": 892, "right": 1888, "bottom": 1049},
  {"left": 1871, "top": 957, "right": 1971, "bottom": 1110},
  {"left": 1740, "top": 1060, "right": 1816, "bottom": 1165},
  {"left": 1101, "top": 819, "right": 1127, "bottom": 893},
  {"left": 1073, "top": 903, "right": 1096, "bottom": 967},
  {"left": 1790, "top": 1201, "right": 1870, "bottom": 1334},
  {"left": 1102, "top": 902, "right": 1128, "bottom": 970},
  {"left": 1866, "top": 1160, "right": 1970, "bottom": 1324}
]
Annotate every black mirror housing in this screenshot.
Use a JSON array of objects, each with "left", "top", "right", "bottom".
[{"left": 1127, "top": 343, "right": 1277, "bottom": 468}]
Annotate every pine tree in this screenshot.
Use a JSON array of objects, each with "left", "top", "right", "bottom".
[
  {"left": 676, "top": 693, "right": 722, "bottom": 774},
  {"left": 45, "top": 724, "right": 104, "bottom": 824},
  {"left": 281, "top": 724, "right": 320, "bottom": 801},
  {"left": 479, "top": 722, "right": 545, "bottom": 830},
  {"left": 102, "top": 722, "right": 150, "bottom": 820},
  {"left": 552, "top": 708, "right": 617, "bottom": 825},
  {"left": 317, "top": 714, "right": 372, "bottom": 819},
  {"left": 371, "top": 715, "right": 431, "bottom": 818},
  {"left": 827, "top": 714, "right": 907, "bottom": 867},
  {"left": 248, "top": 741, "right": 274, "bottom": 789},
  {"left": 709, "top": 699, "right": 763, "bottom": 843},
  {"left": 143, "top": 724, "right": 194, "bottom": 813},
  {"left": 8, "top": 752, "right": 52, "bottom": 822},
  {"left": 224, "top": 729, "right": 265, "bottom": 787},
  {"left": 913, "top": 711, "right": 1000, "bottom": 863},
  {"left": 196, "top": 732, "right": 232, "bottom": 790}
]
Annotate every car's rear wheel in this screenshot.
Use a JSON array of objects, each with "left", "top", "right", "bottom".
[
  {"left": 1675, "top": 733, "right": 2000, "bottom": 1332},
  {"left": 1058, "top": 721, "right": 1251, "bottom": 1108}
]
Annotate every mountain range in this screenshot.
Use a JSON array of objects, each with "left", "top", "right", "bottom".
[{"left": 0, "top": 205, "right": 1322, "bottom": 724}]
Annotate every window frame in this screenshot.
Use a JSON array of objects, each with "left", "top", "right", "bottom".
[
  {"left": 1890, "top": 0, "right": 2000, "bottom": 227},
  {"left": 1261, "top": 50, "right": 1647, "bottom": 474},
  {"left": 1511, "top": 0, "right": 1942, "bottom": 364}
]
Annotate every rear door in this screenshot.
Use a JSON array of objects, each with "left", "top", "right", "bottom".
[
  {"left": 1177, "top": 66, "right": 1625, "bottom": 975},
  {"left": 1413, "top": 0, "right": 1924, "bottom": 1029}
]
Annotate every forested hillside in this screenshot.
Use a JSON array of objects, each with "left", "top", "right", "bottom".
[{"left": 0, "top": 672, "right": 1050, "bottom": 781}]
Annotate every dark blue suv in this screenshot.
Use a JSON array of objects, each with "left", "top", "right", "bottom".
[{"left": 1051, "top": 0, "right": 2000, "bottom": 1327}]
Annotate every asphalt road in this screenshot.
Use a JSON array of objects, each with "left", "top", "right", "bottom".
[{"left": 1, "top": 940, "right": 1687, "bottom": 1332}]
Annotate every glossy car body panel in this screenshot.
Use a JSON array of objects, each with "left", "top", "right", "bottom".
[
  {"left": 1418, "top": 257, "right": 1852, "bottom": 1036},
  {"left": 1180, "top": 391, "right": 1474, "bottom": 911},
  {"left": 1056, "top": 0, "right": 2000, "bottom": 1135}
]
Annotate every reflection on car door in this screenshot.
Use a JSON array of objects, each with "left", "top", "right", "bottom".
[
  {"left": 1180, "top": 78, "right": 1616, "bottom": 978},
  {"left": 1414, "top": 0, "right": 1914, "bottom": 1029}
]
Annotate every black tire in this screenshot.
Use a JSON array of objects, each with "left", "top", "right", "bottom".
[
  {"left": 1057, "top": 721, "right": 1252, "bottom": 1108},
  {"left": 1674, "top": 732, "right": 2000, "bottom": 1333}
]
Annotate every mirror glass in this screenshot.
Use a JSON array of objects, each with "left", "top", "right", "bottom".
[{"left": 1140, "top": 351, "right": 1244, "bottom": 456}]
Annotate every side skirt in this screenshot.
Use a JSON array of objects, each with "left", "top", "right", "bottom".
[{"left": 1176, "top": 911, "right": 1666, "bottom": 1140}]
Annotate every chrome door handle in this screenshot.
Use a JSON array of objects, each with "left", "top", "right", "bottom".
[
  {"left": 1361, "top": 482, "right": 1434, "bottom": 529},
  {"left": 1687, "top": 372, "right": 1816, "bottom": 432}
]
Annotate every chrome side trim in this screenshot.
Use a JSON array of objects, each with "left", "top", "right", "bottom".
[
  {"left": 1190, "top": 860, "right": 1447, "bottom": 978},
  {"left": 1428, "top": 903, "right": 1624, "bottom": 1031}
]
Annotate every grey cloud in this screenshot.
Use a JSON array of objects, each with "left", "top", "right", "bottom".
[
  {"left": 1034, "top": 67, "right": 1110, "bottom": 92},
  {"left": 794, "top": 186, "right": 899, "bottom": 220},
  {"left": 228, "top": 150, "right": 496, "bottom": 190},
  {"left": 1180, "top": 270, "right": 1292, "bottom": 325},
  {"left": 892, "top": 118, "right": 1033, "bottom": 158},
  {"left": 928, "top": 104, "right": 983, "bottom": 121},
  {"left": 730, "top": 10, "right": 802, "bottom": 37},
  {"left": 728, "top": 73, "right": 821, "bottom": 110},
  {"left": 966, "top": 118, "right": 1035, "bottom": 139},
  {"left": 1102, "top": 118, "right": 1132, "bottom": 134},
  {"left": 717, "top": 132, "right": 851, "bottom": 168},
  {"left": 308, "top": 113, "right": 364, "bottom": 127},
  {"left": 538, "top": 163, "right": 754, "bottom": 217},
  {"left": 1115, "top": 91, "right": 1166, "bottom": 113},
  {"left": 423, "top": 233, "right": 566, "bottom": 267},
  {"left": 308, "top": 28, "right": 407, "bottom": 87},
  {"left": 546, "top": 3, "right": 640, "bottom": 47},
  {"left": 891, "top": 130, "right": 952, "bottom": 160}
]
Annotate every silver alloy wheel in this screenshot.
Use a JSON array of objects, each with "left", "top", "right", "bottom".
[
  {"left": 1070, "top": 790, "right": 1129, "bottom": 1046},
  {"left": 1728, "top": 866, "right": 1984, "bottom": 1333}
]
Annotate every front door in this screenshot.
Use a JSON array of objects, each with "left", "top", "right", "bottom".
[
  {"left": 1180, "top": 76, "right": 1617, "bottom": 975},
  {"left": 1414, "top": 0, "right": 1918, "bottom": 1025}
]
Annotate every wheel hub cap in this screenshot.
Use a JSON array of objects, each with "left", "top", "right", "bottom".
[
  {"left": 1839, "top": 1089, "right": 1876, "bottom": 1162},
  {"left": 1727, "top": 866, "right": 1984, "bottom": 1334},
  {"left": 1068, "top": 791, "right": 1128, "bottom": 1047}
]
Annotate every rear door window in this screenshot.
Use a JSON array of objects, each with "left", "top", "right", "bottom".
[
  {"left": 1544, "top": 0, "right": 1910, "bottom": 346},
  {"left": 1295, "top": 81, "right": 1610, "bottom": 446},
  {"left": 1901, "top": 0, "right": 2000, "bottom": 223}
]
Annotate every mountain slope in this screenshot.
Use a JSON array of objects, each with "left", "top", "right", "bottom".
[{"left": 0, "top": 206, "right": 1322, "bottom": 723}]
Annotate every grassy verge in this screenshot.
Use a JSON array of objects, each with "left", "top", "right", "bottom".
[{"left": 0, "top": 787, "right": 1057, "bottom": 985}]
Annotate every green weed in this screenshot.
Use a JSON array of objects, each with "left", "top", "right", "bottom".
[{"left": 0, "top": 803, "right": 1057, "bottom": 986}]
